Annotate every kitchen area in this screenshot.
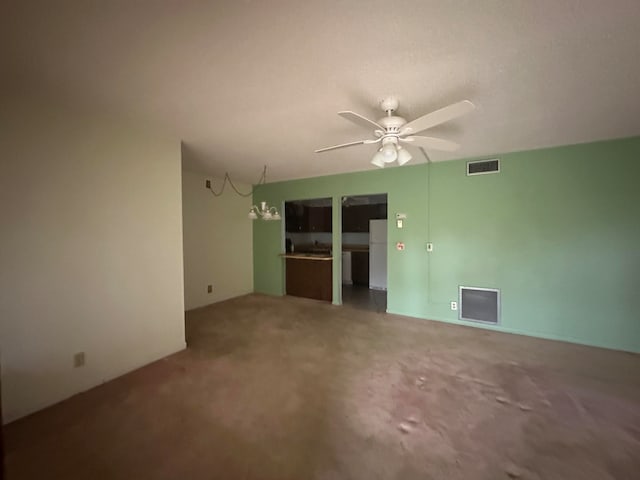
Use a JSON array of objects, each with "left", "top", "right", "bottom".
[
  {"left": 282, "top": 198, "right": 334, "bottom": 302},
  {"left": 282, "top": 194, "right": 387, "bottom": 312}
]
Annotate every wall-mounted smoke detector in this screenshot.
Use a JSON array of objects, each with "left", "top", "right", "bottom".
[{"left": 467, "top": 158, "right": 500, "bottom": 176}]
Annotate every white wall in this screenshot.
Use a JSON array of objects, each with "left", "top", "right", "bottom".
[
  {"left": 182, "top": 170, "right": 253, "bottom": 310},
  {"left": 0, "top": 94, "right": 186, "bottom": 423}
]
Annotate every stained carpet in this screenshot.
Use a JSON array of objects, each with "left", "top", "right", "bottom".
[{"left": 4, "top": 294, "right": 640, "bottom": 479}]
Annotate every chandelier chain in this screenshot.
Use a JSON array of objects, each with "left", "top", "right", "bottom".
[{"left": 207, "top": 165, "right": 267, "bottom": 198}]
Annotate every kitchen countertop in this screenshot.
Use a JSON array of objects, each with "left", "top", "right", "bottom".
[
  {"left": 342, "top": 244, "right": 369, "bottom": 252},
  {"left": 279, "top": 253, "right": 333, "bottom": 261}
]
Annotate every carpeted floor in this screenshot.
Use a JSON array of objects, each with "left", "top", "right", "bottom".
[{"left": 4, "top": 294, "right": 640, "bottom": 479}]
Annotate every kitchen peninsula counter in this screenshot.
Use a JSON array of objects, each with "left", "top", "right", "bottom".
[
  {"left": 279, "top": 253, "right": 333, "bottom": 261},
  {"left": 281, "top": 253, "right": 332, "bottom": 301}
]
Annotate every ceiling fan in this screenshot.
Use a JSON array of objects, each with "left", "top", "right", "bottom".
[{"left": 315, "top": 97, "right": 475, "bottom": 168}]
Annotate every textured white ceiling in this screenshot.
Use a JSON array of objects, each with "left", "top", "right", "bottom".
[{"left": 2, "top": 1, "right": 639, "bottom": 182}]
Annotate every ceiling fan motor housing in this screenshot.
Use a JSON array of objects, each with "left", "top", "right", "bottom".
[
  {"left": 378, "top": 115, "right": 407, "bottom": 134},
  {"left": 380, "top": 97, "right": 399, "bottom": 113}
]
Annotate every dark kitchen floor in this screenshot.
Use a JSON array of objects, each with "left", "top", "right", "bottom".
[
  {"left": 4, "top": 294, "right": 640, "bottom": 479},
  {"left": 342, "top": 284, "right": 387, "bottom": 313}
]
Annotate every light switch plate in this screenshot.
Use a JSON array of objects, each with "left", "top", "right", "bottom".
[
  {"left": 396, "top": 219, "right": 403, "bottom": 228},
  {"left": 426, "top": 243, "right": 433, "bottom": 252},
  {"left": 74, "top": 352, "right": 85, "bottom": 368}
]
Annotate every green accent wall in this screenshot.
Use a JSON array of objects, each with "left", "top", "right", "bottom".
[{"left": 253, "top": 137, "right": 640, "bottom": 353}]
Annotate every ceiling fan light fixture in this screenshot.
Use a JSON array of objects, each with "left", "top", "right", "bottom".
[
  {"left": 315, "top": 97, "right": 475, "bottom": 170},
  {"left": 397, "top": 147, "right": 412, "bottom": 166},
  {"left": 371, "top": 151, "right": 386, "bottom": 168},
  {"left": 381, "top": 143, "right": 397, "bottom": 162}
]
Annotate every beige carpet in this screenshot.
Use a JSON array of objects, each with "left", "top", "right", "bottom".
[{"left": 5, "top": 294, "right": 640, "bottom": 479}]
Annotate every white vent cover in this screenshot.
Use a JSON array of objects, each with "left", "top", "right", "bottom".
[
  {"left": 459, "top": 286, "right": 500, "bottom": 324},
  {"left": 467, "top": 158, "right": 500, "bottom": 176}
]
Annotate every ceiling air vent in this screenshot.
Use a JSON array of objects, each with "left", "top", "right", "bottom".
[
  {"left": 467, "top": 158, "right": 500, "bottom": 176},
  {"left": 459, "top": 286, "right": 500, "bottom": 324}
]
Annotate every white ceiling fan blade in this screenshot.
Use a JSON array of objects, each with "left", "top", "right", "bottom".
[
  {"left": 338, "top": 111, "right": 383, "bottom": 131},
  {"left": 314, "top": 137, "right": 380, "bottom": 153},
  {"left": 400, "top": 100, "right": 475, "bottom": 135},
  {"left": 400, "top": 136, "right": 460, "bottom": 152}
]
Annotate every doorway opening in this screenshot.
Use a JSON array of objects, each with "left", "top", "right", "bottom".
[
  {"left": 341, "top": 194, "right": 387, "bottom": 312},
  {"left": 283, "top": 197, "right": 333, "bottom": 302}
]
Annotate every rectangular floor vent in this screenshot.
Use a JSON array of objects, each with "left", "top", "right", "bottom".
[
  {"left": 459, "top": 286, "right": 500, "bottom": 324},
  {"left": 467, "top": 158, "right": 500, "bottom": 176}
]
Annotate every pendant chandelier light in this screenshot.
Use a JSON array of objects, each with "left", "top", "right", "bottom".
[
  {"left": 206, "top": 165, "right": 281, "bottom": 222},
  {"left": 248, "top": 201, "right": 281, "bottom": 221}
]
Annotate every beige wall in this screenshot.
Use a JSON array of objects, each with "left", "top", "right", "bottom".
[
  {"left": 182, "top": 170, "right": 253, "bottom": 310},
  {"left": 0, "top": 94, "right": 186, "bottom": 423}
]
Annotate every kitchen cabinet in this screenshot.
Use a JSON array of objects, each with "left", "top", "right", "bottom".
[
  {"left": 285, "top": 203, "right": 304, "bottom": 232},
  {"left": 373, "top": 203, "right": 387, "bottom": 220},
  {"left": 351, "top": 251, "right": 369, "bottom": 286},
  {"left": 306, "top": 206, "right": 332, "bottom": 232},
  {"left": 285, "top": 257, "right": 332, "bottom": 301},
  {"left": 342, "top": 204, "right": 387, "bottom": 233},
  {"left": 342, "top": 205, "right": 368, "bottom": 232},
  {"left": 285, "top": 204, "right": 332, "bottom": 233}
]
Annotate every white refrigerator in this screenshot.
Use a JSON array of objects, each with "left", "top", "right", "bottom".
[{"left": 369, "top": 219, "right": 387, "bottom": 290}]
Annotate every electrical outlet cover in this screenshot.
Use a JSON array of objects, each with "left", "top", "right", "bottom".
[
  {"left": 450, "top": 301, "right": 458, "bottom": 311},
  {"left": 74, "top": 352, "right": 85, "bottom": 367}
]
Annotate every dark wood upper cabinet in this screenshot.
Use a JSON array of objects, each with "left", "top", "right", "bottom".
[
  {"left": 285, "top": 203, "right": 304, "bottom": 232},
  {"left": 285, "top": 203, "right": 332, "bottom": 233},
  {"left": 342, "top": 204, "right": 387, "bottom": 233},
  {"left": 284, "top": 203, "right": 296, "bottom": 232},
  {"left": 374, "top": 203, "right": 388, "bottom": 220},
  {"left": 306, "top": 206, "right": 332, "bottom": 232},
  {"left": 286, "top": 200, "right": 386, "bottom": 234},
  {"left": 342, "top": 205, "right": 364, "bottom": 232}
]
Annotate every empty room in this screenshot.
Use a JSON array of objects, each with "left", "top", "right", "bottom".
[{"left": 1, "top": 1, "right": 639, "bottom": 479}]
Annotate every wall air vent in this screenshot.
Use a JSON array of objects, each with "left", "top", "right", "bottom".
[
  {"left": 467, "top": 158, "right": 500, "bottom": 176},
  {"left": 459, "top": 286, "right": 500, "bottom": 324}
]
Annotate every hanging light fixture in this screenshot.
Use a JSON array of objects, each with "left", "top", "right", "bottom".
[
  {"left": 370, "top": 138, "right": 412, "bottom": 168},
  {"left": 371, "top": 150, "right": 386, "bottom": 168},
  {"left": 380, "top": 142, "right": 397, "bottom": 163},
  {"left": 396, "top": 146, "right": 412, "bottom": 166},
  {"left": 248, "top": 201, "right": 281, "bottom": 221},
  {"left": 204, "top": 165, "right": 281, "bottom": 221}
]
